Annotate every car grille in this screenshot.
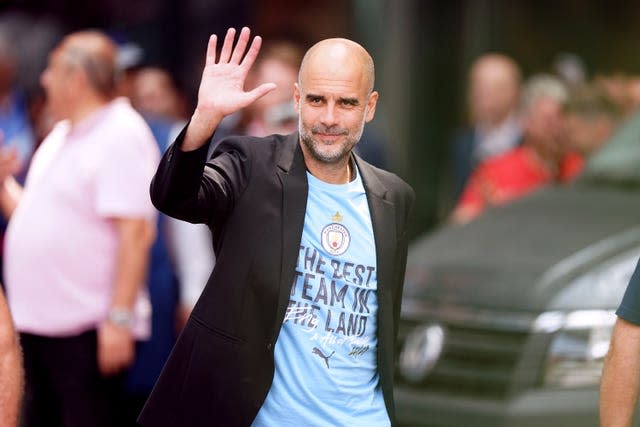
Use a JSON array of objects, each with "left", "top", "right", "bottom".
[{"left": 396, "top": 317, "right": 532, "bottom": 398}]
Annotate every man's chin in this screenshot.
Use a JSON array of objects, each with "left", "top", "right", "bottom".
[
  {"left": 316, "top": 151, "right": 349, "bottom": 164},
  {"left": 302, "top": 135, "right": 350, "bottom": 164}
]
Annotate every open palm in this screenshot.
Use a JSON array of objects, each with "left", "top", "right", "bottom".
[{"left": 196, "top": 27, "right": 276, "bottom": 123}]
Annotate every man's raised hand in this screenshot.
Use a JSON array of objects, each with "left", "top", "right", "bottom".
[{"left": 183, "top": 27, "right": 277, "bottom": 150}]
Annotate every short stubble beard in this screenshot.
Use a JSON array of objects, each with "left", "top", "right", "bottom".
[{"left": 298, "top": 120, "right": 366, "bottom": 165}]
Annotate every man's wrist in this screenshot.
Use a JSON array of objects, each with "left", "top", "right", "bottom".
[
  {"left": 182, "top": 109, "right": 222, "bottom": 151},
  {"left": 107, "top": 307, "right": 133, "bottom": 329}
]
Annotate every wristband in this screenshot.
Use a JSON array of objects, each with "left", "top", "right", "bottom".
[{"left": 107, "top": 308, "right": 133, "bottom": 329}]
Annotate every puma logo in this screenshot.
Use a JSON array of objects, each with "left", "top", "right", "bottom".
[{"left": 312, "top": 347, "right": 335, "bottom": 369}]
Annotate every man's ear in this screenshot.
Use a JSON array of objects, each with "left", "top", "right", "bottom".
[{"left": 365, "top": 90, "right": 379, "bottom": 123}]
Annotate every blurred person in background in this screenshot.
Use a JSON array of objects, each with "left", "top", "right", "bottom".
[
  {"left": 450, "top": 53, "right": 524, "bottom": 201},
  {"left": 0, "top": 24, "right": 38, "bottom": 286},
  {"left": 624, "top": 75, "right": 640, "bottom": 114},
  {"left": 239, "top": 39, "right": 303, "bottom": 137},
  {"left": 575, "top": 73, "right": 640, "bottom": 193},
  {"left": 0, "top": 30, "right": 159, "bottom": 426},
  {"left": 132, "top": 66, "right": 190, "bottom": 123},
  {"left": 563, "top": 83, "right": 621, "bottom": 159},
  {"left": 0, "top": 23, "right": 36, "bottom": 168},
  {"left": 593, "top": 73, "right": 640, "bottom": 119},
  {"left": 0, "top": 287, "right": 22, "bottom": 427},
  {"left": 451, "top": 74, "right": 580, "bottom": 224},
  {"left": 552, "top": 52, "right": 587, "bottom": 90}
]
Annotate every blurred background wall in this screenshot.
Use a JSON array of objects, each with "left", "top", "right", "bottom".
[{"left": 3, "top": 0, "right": 640, "bottom": 239}]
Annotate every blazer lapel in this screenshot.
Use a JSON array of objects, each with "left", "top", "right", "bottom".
[
  {"left": 355, "top": 155, "right": 398, "bottom": 412},
  {"left": 355, "top": 155, "right": 397, "bottom": 368},
  {"left": 355, "top": 156, "right": 396, "bottom": 302},
  {"left": 274, "top": 133, "right": 308, "bottom": 331}
]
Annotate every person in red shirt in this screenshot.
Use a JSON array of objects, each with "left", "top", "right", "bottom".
[{"left": 452, "top": 74, "right": 578, "bottom": 224}]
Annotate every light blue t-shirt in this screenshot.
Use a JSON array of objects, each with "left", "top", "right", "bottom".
[{"left": 252, "top": 165, "right": 390, "bottom": 427}]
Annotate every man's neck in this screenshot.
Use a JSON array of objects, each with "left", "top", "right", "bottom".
[
  {"left": 67, "top": 96, "right": 111, "bottom": 126},
  {"left": 301, "top": 148, "right": 352, "bottom": 185}
]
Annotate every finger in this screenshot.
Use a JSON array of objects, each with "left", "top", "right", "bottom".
[
  {"left": 204, "top": 34, "right": 218, "bottom": 66},
  {"left": 97, "top": 350, "right": 111, "bottom": 376},
  {"left": 219, "top": 28, "right": 236, "bottom": 63},
  {"left": 230, "top": 27, "right": 251, "bottom": 64},
  {"left": 100, "top": 352, "right": 123, "bottom": 376},
  {"left": 102, "top": 363, "right": 115, "bottom": 376},
  {"left": 103, "top": 363, "right": 118, "bottom": 376},
  {"left": 240, "top": 34, "right": 263, "bottom": 70}
]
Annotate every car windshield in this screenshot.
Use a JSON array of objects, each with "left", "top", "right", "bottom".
[{"left": 579, "top": 112, "right": 640, "bottom": 186}]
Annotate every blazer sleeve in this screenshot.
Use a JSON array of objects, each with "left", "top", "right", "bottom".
[{"left": 149, "top": 125, "right": 253, "bottom": 225}]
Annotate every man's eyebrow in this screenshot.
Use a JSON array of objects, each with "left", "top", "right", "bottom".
[
  {"left": 304, "top": 94, "right": 359, "bottom": 105},
  {"left": 339, "top": 97, "right": 359, "bottom": 105}
]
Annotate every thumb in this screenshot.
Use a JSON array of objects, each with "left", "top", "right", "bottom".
[{"left": 246, "top": 82, "right": 277, "bottom": 103}]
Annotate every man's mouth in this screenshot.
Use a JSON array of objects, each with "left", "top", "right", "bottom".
[{"left": 312, "top": 127, "right": 348, "bottom": 143}]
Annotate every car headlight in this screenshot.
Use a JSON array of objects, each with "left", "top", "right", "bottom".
[
  {"left": 536, "top": 247, "right": 640, "bottom": 388},
  {"left": 538, "top": 310, "right": 615, "bottom": 388},
  {"left": 399, "top": 323, "right": 446, "bottom": 383}
]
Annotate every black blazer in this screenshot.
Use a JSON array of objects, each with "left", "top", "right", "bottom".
[{"left": 140, "top": 131, "right": 414, "bottom": 426}]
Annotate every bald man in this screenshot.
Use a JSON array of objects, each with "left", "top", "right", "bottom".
[
  {"left": 0, "top": 31, "right": 159, "bottom": 426},
  {"left": 141, "top": 27, "right": 414, "bottom": 426},
  {"left": 451, "top": 53, "right": 523, "bottom": 200}
]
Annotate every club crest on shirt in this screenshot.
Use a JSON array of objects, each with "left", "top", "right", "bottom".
[{"left": 321, "top": 212, "right": 350, "bottom": 255}]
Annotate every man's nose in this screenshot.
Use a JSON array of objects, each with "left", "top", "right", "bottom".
[{"left": 320, "top": 103, "right": 338, "bottom": 126}]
